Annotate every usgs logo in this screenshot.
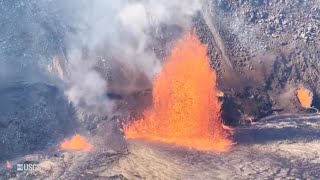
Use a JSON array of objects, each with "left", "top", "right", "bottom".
[{"left": 16, "top": 162, "right": 39, "bottom": 172}]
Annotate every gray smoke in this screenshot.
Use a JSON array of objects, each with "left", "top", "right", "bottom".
[{"left": 50, "top": 0, "right": 201, "bottom": 114}]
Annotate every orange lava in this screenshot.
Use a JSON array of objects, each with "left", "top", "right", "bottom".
[
  {"left": 6, "top": 161, "right": 11, "bottom": 169},
  {"left": 124, "top": 32, "right": 233, "bottom": 151},
  {"left": 60, "top": 134, "right": 93, "bottom": 151},
  {"left": 297, "top": 87, "right": 313, "bottom": 108}
]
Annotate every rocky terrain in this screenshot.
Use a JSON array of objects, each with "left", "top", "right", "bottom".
[
  {"left": 1, "top": 114, "right": 319, "bottom": 179},
  {"left": 194, "top": 0, "right": 320, "bottom": 125},
  {"left": 0, "top": 83, "right": 76, "bottom": 161},
  {"left": 1, "top": 0, "right": 320, "bottom": 179}
]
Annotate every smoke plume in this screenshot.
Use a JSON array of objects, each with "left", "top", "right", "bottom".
[{"left": 50, "top": 0, "right": 201, "bottom": 114}]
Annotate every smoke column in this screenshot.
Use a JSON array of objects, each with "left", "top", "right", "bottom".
[{"left": 48, "top": 0, "right": 201, "bottom": 114}]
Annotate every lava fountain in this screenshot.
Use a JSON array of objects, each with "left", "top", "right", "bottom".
[
  {"left": 60, "top": 134, "right": 93, "bottom": 151},
  {"left": 6, "top": 161, "right": 11, "bottom": 169},
  {"left": 124, "top": 32, "right": 233, "bottom": 151},
  {"left": 297, "top": 87, "right": 313, "bottom": 108}
]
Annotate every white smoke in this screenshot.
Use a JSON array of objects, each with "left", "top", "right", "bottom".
[
  {"left": 64, "top": 49, "right": 114, "bottom": 114},
  {"left": 50, "top": 0, "right": 201, "bottom": 114}
]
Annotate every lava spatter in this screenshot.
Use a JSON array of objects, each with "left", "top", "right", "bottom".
[
  {"left": 124, "top": 31, "right": 232, "bottom": 151},
  {"left": 60, "top": 134, "right": 93, "bottom": 151}
]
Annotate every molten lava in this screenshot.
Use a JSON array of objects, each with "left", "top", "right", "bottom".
[
  {"left": 124, "top": 32, "right": 232, "bottom": 151},
  {"left": 6, "top": 161, "right": 11, "bottom": 169},
  {"left": 297, "top": 87, "right": 313, "bottom": 108},
  {"left": 60, "top": 134, "right": 93, "bottom": 151}
]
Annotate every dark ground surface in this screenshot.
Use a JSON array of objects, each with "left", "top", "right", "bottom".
[
  {"left": 196, "top": 0, "right": 320, "bottom": 125},
  {"left": 1, "top": 114, "right": 319, "bottom": 179}
]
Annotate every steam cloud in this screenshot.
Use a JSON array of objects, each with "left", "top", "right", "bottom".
[{"left": 51, "top": 0, "right": 201, "bottom": 114}]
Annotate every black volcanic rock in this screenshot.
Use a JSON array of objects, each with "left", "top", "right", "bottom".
[{"left": 0, "top": 83, "right": 76, "bottom": 160}]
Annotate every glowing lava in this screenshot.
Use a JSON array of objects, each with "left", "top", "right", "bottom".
[
  {"left": 124, "top": 32, "right": 232, "bottom": 151},
  {"left": 6, "top": 161, "right": 11, "bottom": 169},
  {"left": 60, "top": 134, "right": 93, "bottom": 151},
  {"left": 297, "top": 87, "right": 313, "bottom": 108}
]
